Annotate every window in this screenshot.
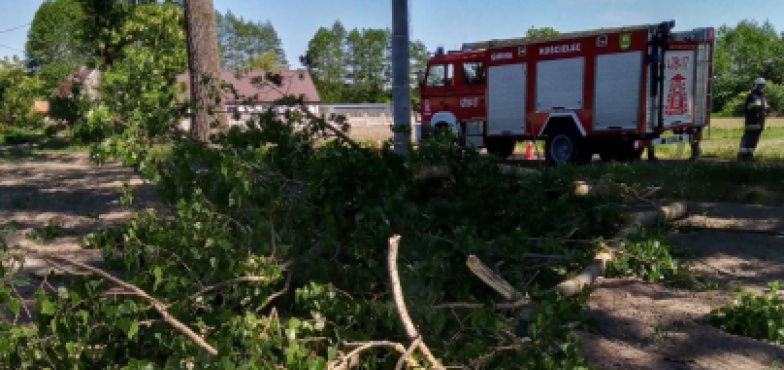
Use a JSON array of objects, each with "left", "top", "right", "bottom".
[
  {"left": 426, "top": 64, "right": 445, "bottom": 87},
  {"left": 462, "top": 62, "right": 485, "bottom": 85},
  {"left": 445, "top": 63, "right": 454, "bottom": 86}
]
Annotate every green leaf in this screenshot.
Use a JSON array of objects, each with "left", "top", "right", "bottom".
[
  {"left": 65, "top": 342, "right": 76, "bottom": 356},
  {"left": 153, "top": 266, "right": 163, "bottom": 291},
  {"left": 40, "top": 300, "right": 55, "bottom": 315},
  {"left": 128, "top": 321, "right": 139, "bottom": 339},
  {"left": 8, "top": 299, "right": 20, "bottom": 317}
]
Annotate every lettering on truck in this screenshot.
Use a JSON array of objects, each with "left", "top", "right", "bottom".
[
  {"left": 539, "top": 43, "right": 581, "bottom": 56},
  {"left": 491, "top": 52, "right": 513, "bottom": 61},
  {"left": 460, "top": 97, "right": 479, "bottom": 108}
]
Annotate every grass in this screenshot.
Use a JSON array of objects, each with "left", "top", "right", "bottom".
[{"left": 0, "top": 125, "right": 89, "bottom": 159}]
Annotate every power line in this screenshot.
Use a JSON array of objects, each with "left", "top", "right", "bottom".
[
  {"left": 0, "top": 43, "right": 24, "bottom": 53},
  {"left": 0, "top": 22, "right": 31, "bottom": 34}
]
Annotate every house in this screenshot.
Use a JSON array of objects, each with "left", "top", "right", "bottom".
[
  {"left": 175, "top": 69, "right": 320, "bottom": 114},
  {"left": 30, "top": 66, "right": 100, "bottom": 119},
  {"left": 52, "top": 66, "right": 100, "bottom": 101}
]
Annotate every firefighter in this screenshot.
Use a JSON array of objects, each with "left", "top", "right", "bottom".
[{"left": 737, "top": 77, "right": 768, "bottom": 161}]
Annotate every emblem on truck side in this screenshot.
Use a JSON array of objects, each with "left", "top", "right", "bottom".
[{"left": 620, "top": 33, "right": 632, "bottom": 49}]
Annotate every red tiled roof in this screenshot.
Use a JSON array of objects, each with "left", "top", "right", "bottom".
[{"left": 176, "top": 69, "right": 320, "bottom": 105}]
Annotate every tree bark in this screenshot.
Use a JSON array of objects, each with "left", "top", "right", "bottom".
[{"left": 183, "top": 0, "right": 226, "bottom": 141}]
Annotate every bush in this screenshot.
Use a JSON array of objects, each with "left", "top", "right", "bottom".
[
  {"left": 721, "top": 82, "right": 784, "bottom": 117},
  {"left": 710, "top": 282, "right": 784, "bottom": 343}
]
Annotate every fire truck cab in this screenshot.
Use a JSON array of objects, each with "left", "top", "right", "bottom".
[{"left": 418, "top": 20, "right": 714, "bottom": 164}]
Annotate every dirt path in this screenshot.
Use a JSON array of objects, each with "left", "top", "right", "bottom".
[
  {"left": 0, "top": 153, "right": 156, "bottom": 276},
  {"left": 583, "top": 202, "right": 784, "bottom": 369}
]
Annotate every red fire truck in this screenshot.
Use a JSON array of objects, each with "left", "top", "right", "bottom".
[{"left": 418, "top": 20, "right": 714, "bottom": 164}]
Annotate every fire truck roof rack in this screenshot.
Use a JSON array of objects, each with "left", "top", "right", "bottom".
[{"left": 461, "top": 22, "right": 671, "bottom": 51}]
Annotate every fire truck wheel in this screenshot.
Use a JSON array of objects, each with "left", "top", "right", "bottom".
[
  {"left": 545, "top": 127, "right": 589, "bottom": 165},
  {"left": 485, "top": 138, "right": 516, "bottom": 159}
]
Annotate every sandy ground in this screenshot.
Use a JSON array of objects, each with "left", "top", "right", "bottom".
[
  {"left": 583, "top": 202, "right": 784, "bottom": 369},
  {"left": 0, "top": 153, "right": 156, "bottom": 276}
]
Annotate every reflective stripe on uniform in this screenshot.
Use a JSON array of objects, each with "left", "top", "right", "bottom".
[
  {"left": 738, "top": 148, "right": 754, "bottom": 154},
  {"left": 745, "top": 123, "right": 763, "bottom": 131},
  {"left": 748, "top": 99, "right": 764, "bottom": 109}
]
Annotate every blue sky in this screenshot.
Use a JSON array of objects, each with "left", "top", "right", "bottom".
[{"left": 1, "top": 0, "right": 784, "bottom": 67}]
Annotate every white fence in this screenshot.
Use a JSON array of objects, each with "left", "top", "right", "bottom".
[{"left": 179, "top": 104, "right": 421, "bottom": 140}]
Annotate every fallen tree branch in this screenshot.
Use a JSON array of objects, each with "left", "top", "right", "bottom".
[
  {"left": 322, "top": 121, "right": 361, "bottom": 150},
  {"left": 38, "top": 254, "right": 218, "bottom": 356},
  {"left": 433, "top": 297, "right": 531, "bottom": 311},
  {"left": 466, "top": 254, "right": 524, "bottom": 301},
  {"left": 329, "top": 341, "right": 419, "bottom": 370},
  {"left": 555, "top": 201, "right": 689, "bottom": 296},
  {"left": 554, "top": 249, "right": 614, "bottom": 296},
  {"left": 395, "top": 337, "right": 422, "bottom": 370},
  {"left": 617, "top": 201, "right": 688, "bottom": 239},
  {"left": 256, "top": 268, "right": 293, "bottom": 313},
  {"left": 471, "top": 340, "right": 532, "bottom": 370},
  {"left": 388, "top": 235, "right": 445, "bottom": 369},
  {"left": 176, "top": 276, "right": 270, "bottom": 308}
]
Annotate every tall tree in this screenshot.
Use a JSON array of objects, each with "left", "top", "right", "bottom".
[
  {"left": 345, "top": 28, "right": 390, "bottom": 102},
  {"left": 304, "top": 21, "right": 348, "bottom": 103},
  {"left": 526, "top": 26, "right": 559, "bottom": 38},
  {"left": 184, "top": 0, "right": 226, "bottom": 141},
  {"left": 713, "top": 20, "right": 784, "bottom": 113},
  {"left": 409, "top": 40, "right": 429, "bottom": 108},
  {"left": 215, "top": 10, "right": 288, "bottom": 69},
  {"left": 73, "top": 0, "right": 136, "bottom": 69},
  {"left": 25, "top": 0, "right": 87, "bottom": 91}
]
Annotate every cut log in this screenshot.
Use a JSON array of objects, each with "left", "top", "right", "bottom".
[
  {"left": 555, "top": 250, "right": 613, "bottom": 296},
  {"left": 466, "top": 255, "right": 524, "bottom": 301},
  {"left": 555, "top": 201, "right": 688, "bottom": 296},
  {"left": 617, "top": 201, "right": 687, "bottom": 239}
]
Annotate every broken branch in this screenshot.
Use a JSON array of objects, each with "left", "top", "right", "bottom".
[
  {"left": 466, "top": 254, "right": 524, "bottom": 301},
  {"left": 388, "top": 235, "right": 445, "bottom": 369},
  {"left": 329, "top": 341, "right": 419, "bottom": 370},
  {"left": 38, "top": 254, "right": 218, "bottom": 356},
  {"left": 433, "top": 297, "right": 531, "bottom": 311},
  {"left": 395, "top": 337, "right": 422, "bottom": 370}
]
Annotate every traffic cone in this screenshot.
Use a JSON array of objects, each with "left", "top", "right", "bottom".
[{"left": 524, "top": 141, "right": 536, "bottom": 160}]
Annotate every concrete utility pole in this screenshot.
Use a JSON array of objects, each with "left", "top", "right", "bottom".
[
  {"left": 183, "top": 0, "right": 226, "bottom": 141},
  {"left": 391, "top": 0, "right": 411, "bottom": 154}
]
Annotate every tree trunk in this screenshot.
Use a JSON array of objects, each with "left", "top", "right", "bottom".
[{"left": 183, "top": 0, "right": 226, "bottom": 141}]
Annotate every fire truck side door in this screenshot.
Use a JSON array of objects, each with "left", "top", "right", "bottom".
[{"left": 487, "top": 63, "right": 526, "bottom": 136}]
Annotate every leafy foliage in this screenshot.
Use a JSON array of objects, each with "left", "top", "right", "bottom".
[
  {"left": 721, "top": 81, "right": 784, "bottom": 117},
  {"left": 216, "top": 10, "right": 288, "bottom": 69},
  {"left": 25, "top": 0, "right": 87, "bottom": 91},
  {"left": 526, "top": 26, "right": 560, "bottom": 38},
  {"left": 606, "top": 236, "right": 690, "bottom": 284},
  {"left": 0, "top": 87, "right": 626, "bottom": 367},
  {"left": 303, "top": 21, "right": 430, "bottom": 104},
  {"left": 710, "top": 282, "right": 784, "bottom": 343},
  {"left": 0, "top": 57, "right": 45, "bottom": 127},
  {"left": 713, "top": 20, "right": 784, "bottom": 114}
]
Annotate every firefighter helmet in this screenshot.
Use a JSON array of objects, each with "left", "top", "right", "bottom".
[{"left": 755, "top": 77, "right": 767, "bottom": 87}]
